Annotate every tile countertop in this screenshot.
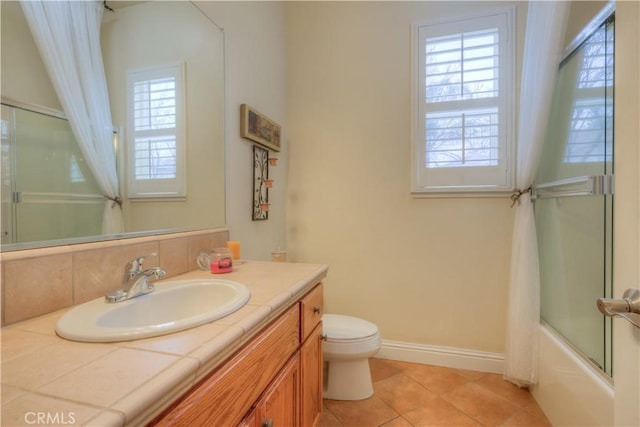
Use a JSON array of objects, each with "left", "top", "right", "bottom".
[{"left": 1, "top": 261, "right": 328, "bottom": 427}]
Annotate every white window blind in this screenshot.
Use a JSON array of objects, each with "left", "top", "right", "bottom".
[
  {"left": 412, "top": 9, "right": 515, "bottom": 194},
  {"left": 426, "top": 108, "right": 499, "bottom": 168},
  {"left": 127, "top": 63, "right": 186, "bottom": 198},
  {"left": 425, "top": 29, "right": 499, "bottom": 103}
]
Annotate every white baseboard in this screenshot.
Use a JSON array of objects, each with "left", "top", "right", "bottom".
[{"left": 376, "top": 339, "right": 504, "bottom": 374}]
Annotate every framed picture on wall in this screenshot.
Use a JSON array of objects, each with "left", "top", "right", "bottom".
[{"left": 240, "top": 104, "right": 281, "bottom": 152}]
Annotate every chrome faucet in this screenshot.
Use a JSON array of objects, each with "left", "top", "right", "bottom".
[{"left": 105, "top": 253, "right": 166, "bottom": 303}]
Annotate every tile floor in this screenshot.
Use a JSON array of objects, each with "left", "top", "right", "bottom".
[{"left": 320, "top": 358, "right": 552, "bottom": 427}]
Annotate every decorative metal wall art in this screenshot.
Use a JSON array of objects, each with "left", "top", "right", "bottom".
[{"left": 252, "top": 145, "right": 269, "bottom": 220}]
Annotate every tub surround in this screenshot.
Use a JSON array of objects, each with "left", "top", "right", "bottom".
[
  {"left": 532, "top": 324, "right": 613, "bottom": 426},
  {"left": 1, "top": 260, "right": 328, "bottom": 426}
]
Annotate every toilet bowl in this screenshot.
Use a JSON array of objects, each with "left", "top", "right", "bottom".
[{"left": 322, "top": 314, "right": 381, "bottom": 400}]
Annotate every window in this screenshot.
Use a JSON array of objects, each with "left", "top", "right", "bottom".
[
  {"left": 412, "top": 8, "right": 515, "bottom": 194},
  {"left": 126, "top": 63, "right": 186, "bottom": 198}
]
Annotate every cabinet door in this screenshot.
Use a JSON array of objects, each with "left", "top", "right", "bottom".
[
  {"left": 301, "top": 322, "right": 323, "bottom": 427},
  {"left": 255, "top": 354, "right": 300, "bottom": 427}
]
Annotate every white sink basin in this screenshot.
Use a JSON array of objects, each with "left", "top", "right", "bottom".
[{"left": 56, "top": 279, "right": 251, "bottom": 342}]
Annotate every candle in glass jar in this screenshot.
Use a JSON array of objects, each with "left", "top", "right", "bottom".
[{"left": 211, "top": 247, "right": 233, "bottom": 273}]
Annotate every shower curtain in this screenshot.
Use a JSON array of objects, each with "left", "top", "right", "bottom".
[
  {"left": 504, "top": 1, "right": 569, "bottom": 387},
  {"left": 20, "top": 0, "right": 124, "bottom": 235}
]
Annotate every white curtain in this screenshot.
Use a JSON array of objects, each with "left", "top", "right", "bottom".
[
  {"left": 504, "top": 1, "right": 569, "bottom": 387},
  {"left": 20, "top": 0, "right": 124, "bottom": 235}
]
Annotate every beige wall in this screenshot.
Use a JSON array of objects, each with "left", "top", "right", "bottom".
[
  {"left": 197, "top": 1, "right": 290, "bottom": 261},
  {"left": 286, "top": 1, "right": 526, "bottom": 354},
  {"left": 564, "top": 1, "right": 609, "bottom": 48},
  {"left": 0, "top": 1, "right": 60, "bottom": 110},
  {"left": 102, "top": 2, "right": 226, "bottom": 233}
]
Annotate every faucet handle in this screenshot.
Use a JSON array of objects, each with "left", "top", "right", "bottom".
[{"left": 125, "top": 253, "right": 158, "bottom": 280}]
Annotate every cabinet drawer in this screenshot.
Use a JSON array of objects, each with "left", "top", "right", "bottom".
[
  {"left": 300, "top": 283, "right": 323, "bottom": 341},
  {"left": 155, "top": 305, "right": 300, "bottom": 426}
]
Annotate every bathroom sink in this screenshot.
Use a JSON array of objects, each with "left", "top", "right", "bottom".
[{"left": 56, "top": 279, "right": 251, "bottom": 342}]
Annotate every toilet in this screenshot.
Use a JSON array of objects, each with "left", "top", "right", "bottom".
[{"left": 322, "top": 314, "right": 382, "bottom": 400}]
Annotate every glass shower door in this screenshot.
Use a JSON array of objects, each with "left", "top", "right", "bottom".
[
  {"left": 534, "top": 17, "right": 614, "bottom": 375},
  {"left": 1, "top": 104, "right": 105, "bottom": 244}
]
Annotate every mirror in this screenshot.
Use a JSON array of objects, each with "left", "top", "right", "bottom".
[{"left": 0, "top": 1, "right": 225, "bottom": 251}]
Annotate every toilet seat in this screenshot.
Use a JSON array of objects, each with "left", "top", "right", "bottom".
[
  {"left": 322, "top": 314, "right": 381, "bottom": 360},
  {"left": 323, "top": 314, "right": 378, "bottom": 341}
]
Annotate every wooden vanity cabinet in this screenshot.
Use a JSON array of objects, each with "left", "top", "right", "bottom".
[
  {"left": 153, "top": 283, "right": 324, "bottom": 427},
  {"left": 154, "top": 305, "right": 299, "bottom": 426}
]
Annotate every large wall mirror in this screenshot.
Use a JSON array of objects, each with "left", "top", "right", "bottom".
[{"left": 0, "top": 0, "right": 225, "bottom": 251}]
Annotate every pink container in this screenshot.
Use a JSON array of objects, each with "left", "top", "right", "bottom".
[{"left": 210, "top": 248, "right": 233, "bottom": 274}]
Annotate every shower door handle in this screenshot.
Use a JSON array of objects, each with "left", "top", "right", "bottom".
[{"left": 597, "top": 288, "right": 640, "bottom": 328}]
